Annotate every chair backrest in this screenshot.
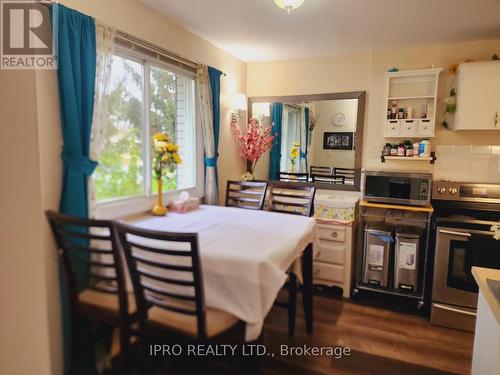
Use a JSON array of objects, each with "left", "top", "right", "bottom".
[
  {"left": 268, "top": 182, "right": 316, "bottom": 217},
  {"left": 334, "top": 168, "right": 355, "bottom": 184},
  {"left": 45, "top": 210, "right": 128, "bottom": 317},
  {"left": 113, "top": 222, "right": 207, "bottom": 338},
  {"left": 225, "top": 180, "right": 268, "bottom": 210},
  {"left": 311, "top": 174, "right": 345, "bottom": 184},
  {"left": 279, "top": 172, "right": 309, "bottom": 182},
  {"left": 310, "top": 165, "right": 333, "bottom": 176}
]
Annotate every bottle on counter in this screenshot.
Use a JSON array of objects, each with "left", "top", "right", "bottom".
[
  {"left": 413, "top": 141, "right": 421, "bottom": 157},
  {"left": 383, "top": 143, "right": 392, "bottom": 156},
  {"left": 407, "top": 106, "right": 415, "bottom": 119},
  {"left": 398, "top": 108, "right": 405, "bottom": 119},
  {"left": 419, "top": 139, "right": 431, "bottom": 157},
  {"left": 404, "top": 140, "right": 413, "bottom": 157},
  {"left": 390, "top": 101, "right": 398, "bottom": 119},
  {"left": 390, "top": 144, "right": 398, "bottom": 156},
  {"left": 398, "top": 143, "right": 406, "bottom": 156}
]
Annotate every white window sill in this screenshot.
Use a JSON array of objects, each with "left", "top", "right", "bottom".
[{"left": 94, "top": 185, "right": 204, "bottom": 220}]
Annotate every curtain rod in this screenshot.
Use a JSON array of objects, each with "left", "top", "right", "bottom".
[{"left": 41, "top": 2, "right": 227, "bottom": 77}]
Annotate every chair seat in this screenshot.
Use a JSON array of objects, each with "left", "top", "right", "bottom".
[
  {"left": 148, "top": 303, "right": 239, "bottom": 338},
  {"left": 78, "top": 289, "right": 136, "bottom": 315}
]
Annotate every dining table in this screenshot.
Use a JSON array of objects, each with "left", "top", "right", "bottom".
[{"left": 128, "top": 204, "right": 318, "bottom": 341}]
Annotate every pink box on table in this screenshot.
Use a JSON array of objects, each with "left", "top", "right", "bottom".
[{"left": 169, "top": 197, "right": 200, "bottom": 213}]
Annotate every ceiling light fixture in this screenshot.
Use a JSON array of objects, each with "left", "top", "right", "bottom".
[{"left": 274, "top": 0, "right": 305, "bottom": 14}]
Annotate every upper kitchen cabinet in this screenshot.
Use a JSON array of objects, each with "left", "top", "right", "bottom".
[{"left": 454, "top": 61, "right": 500, "bottom": 131}]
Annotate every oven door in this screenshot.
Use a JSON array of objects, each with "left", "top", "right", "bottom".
[{"left": 432, "top": 226, "right": 500, "bottom": 308}]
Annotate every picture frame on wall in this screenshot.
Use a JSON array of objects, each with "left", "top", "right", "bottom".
[{"left": 323, "top": 132, "right": 354, "bottom": 150}]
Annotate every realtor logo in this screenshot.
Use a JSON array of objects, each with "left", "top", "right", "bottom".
[{"left": 1, "top": 0, "right": 57, "bottom": 69}]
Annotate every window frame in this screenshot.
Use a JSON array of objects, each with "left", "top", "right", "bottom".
[{"left": 95, "top": 45, "right": 204, "bottom": 219}]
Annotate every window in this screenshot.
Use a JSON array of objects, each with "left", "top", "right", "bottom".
[{"left": 93, "top": 48, "right": 199, "bottom": 211}]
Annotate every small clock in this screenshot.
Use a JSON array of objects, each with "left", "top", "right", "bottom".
[{"left": 333, "top": 112, "right": 346, "bottom": 126}]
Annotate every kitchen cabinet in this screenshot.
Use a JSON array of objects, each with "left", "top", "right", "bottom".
[
  {"left": 313, "top": 222, "right": 356, "bottom": 297},
  {"left": 312, "top": 191, "right": 359, "bottom": 298},
  {"left": 454, "top": 61, "right": 500, "bottom": 131}
]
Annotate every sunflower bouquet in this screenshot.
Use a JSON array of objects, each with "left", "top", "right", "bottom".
[
  {"left": 151, "top": 132, "right": 182, "bottom": 216},
  {"left": 152, "top": 132, "right": 182, "bottom": 180},
  {"left": 290, "top": 142, "right": 301, "bottom": 173}
]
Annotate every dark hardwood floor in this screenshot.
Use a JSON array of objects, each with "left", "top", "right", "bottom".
[
  {"left": 259, "top": 289, "right": 474, "bottom": 375},
  {"left": 148, "top": 289, "right": 474, "bottom": 375}
]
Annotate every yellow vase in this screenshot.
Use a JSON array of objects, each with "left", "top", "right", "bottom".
[{"left": 152, "top": 179, "right": 167, "bottom": 216}]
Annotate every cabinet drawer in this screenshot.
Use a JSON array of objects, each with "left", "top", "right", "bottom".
[
  {"left": 417, "top": 118, "right": 435, "bottom": 137},
  {"left": 313, "top": 263, "right": 344, "bottom": 283},
  {"left": 400, "top": 119, "right": 417, "bottom": 137},
  {"left": 317, "top": 225, "right": 346, "bottom": 242},
  {"left": 316, "top": 242, "right": 345, "bottom": 264},
  {"left": 386, "top": 120, "right": 400, "bottom": 137}
]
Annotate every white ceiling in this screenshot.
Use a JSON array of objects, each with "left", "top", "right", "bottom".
[{"left": 143, "top": 0, "right": 500, "bottom": 62}]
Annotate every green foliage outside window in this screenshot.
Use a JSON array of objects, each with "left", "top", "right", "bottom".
[{"left": 93, "top": 55, "right": 179, "bottom": 201}]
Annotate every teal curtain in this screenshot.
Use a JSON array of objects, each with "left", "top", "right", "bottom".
[
  {"left": 303, "top": 107, "right": 310, "bottom": 171},
  {"left": 269, "top": 103, "right": 283, "bottom": 180},
  {"left": 206, "top": 66, "right": 222, "bottom": 187},
  {"left": 52, "top": 4, "right": 97, "bottom": 373}
]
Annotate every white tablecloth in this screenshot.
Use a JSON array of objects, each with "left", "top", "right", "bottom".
[{"left": 130, "top": 205, "right": 317, "bottom": 341}]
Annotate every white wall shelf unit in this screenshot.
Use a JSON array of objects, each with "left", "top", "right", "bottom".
[{"left": 384, "top": 68, "right": 442, "bottom": 138}]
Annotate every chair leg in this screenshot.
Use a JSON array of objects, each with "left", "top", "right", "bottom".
[
  {"left": 288, "top": 273, "right": 297, "bottom": 337},
  {"left": 118, "top": 325, "right": 130, "bottom": 375}
]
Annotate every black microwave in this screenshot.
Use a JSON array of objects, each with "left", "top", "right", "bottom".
[{"left": 363, "top": 171, "right": 432, "bottom": 206}]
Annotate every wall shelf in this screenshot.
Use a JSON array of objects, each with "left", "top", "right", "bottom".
[
  {"left": 381, "top": 152, "right": 436, "bottom": 164},
  {"left": 384, "top": 68, "right": 442, "bottom": 138},
  {"left": 388, "top": 95, "right": 435, "bottom": 100}
]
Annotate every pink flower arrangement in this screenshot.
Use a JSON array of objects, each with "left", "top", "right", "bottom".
[{"left": 231, "top": 118, "right": 275, "bottom": 173}]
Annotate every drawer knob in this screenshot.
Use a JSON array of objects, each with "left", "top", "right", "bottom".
[
  {"left": 317, "top": 251, "right": 322, "bottom": 257},
  {"left": 314, "top": 269, "right": 320, "bottom": 275},
  {"left": 331, "top": 232, "right": 338, "bottom": 238}
]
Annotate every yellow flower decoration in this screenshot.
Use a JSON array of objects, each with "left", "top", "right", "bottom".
[
  {"left": 173, "top": 153, "right": 182, "bottom": 164},
  {"left": 166, "top": 143, "right": 176, "bottom": 152},
  {"left": 153, "top": 132, "right": 169, "bottom": 142},
  {"left": 161, "top": 154, "right": 170, "bottom": 162}
]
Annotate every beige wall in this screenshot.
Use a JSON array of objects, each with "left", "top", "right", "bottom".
[
  {"left": 247, "top": 39, "right": 500, "bottom": 174},
  {"left": 0, "top": 70, "right": 56, "bottom": 375},
  {"left": 0, "top": 1, "right": 246, "bottom": 374}
]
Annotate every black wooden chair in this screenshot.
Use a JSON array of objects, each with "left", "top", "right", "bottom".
[
  {"left": 310, "top": 165, "right": 333, "bottom": 176},
  {"left": 267, "top": 182, "right": 316, "bottom": 336},
  {"left": 268, "top": 182, "right": 316, "bottom": 217},
  {"left": 310, "top": 165, "right": 345, "bottom": 184},
  {"left": 113, "top": 222, "right": 243, "bottom": 371},
  {"left": 334, "top": 167, "right": 355, "bottom": 184},
  {"left": 45, "top": 210, "right": 135, "bottom": 374},
  {"left": 311, "top": 174, "right": 345, "bottom": 184},
  {"left": 279, "top": 171, "right": 309, "bottom": 182},
  {"left": 225, "top": 180, "right": 268, "bottom": 210}
]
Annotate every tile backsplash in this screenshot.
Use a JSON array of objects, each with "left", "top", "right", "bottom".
[{"left": 434, "top": 145, "right": 500, "bottom": 183}]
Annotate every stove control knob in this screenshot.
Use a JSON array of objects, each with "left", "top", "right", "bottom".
[
  {"left": 449, "top": 188, "right": 458, "bottom": 195},
  {"left": 438, "top": 187, "right": 447, "bottom": 194}
]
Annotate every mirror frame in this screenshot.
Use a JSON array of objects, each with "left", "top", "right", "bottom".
[{"left": 248, "top": 91, "right": 366, "bottom": 192}]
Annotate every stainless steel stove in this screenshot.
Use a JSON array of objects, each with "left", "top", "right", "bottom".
[{"left": 431, "top": 181, "right": 500, "bottom": 332}]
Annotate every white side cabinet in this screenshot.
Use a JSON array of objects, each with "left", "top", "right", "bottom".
[
  {"left": 313, "top": 221, "right": 356, "bottom": 298},
  {"left": 454, "top": 61, "right": 500, "bottom": 131}
]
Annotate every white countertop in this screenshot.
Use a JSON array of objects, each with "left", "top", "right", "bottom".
[{"left": 472, "top": 267, "right": 500, "bottom": 325}]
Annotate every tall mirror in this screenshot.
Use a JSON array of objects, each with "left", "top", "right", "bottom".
[{"left": 249, "top": 92, "right": 366, "bottom": 191}]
